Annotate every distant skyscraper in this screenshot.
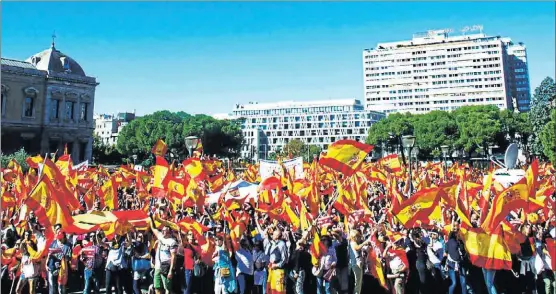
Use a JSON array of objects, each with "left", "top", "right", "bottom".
[{"left": 362, "top": 27, "right": 531, "bottom": 114}]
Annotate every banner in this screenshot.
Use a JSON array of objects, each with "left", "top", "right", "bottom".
[{"left": 259, "top": 157, "right": 304, "bottom": 181}]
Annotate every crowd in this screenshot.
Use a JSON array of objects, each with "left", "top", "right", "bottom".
[{"left": 1, "top": 140, "right": 555, "bottom": 294}]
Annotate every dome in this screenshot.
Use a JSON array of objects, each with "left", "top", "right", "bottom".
[{"left": 25, "top": 44, "right": 86, "bottom": 76}]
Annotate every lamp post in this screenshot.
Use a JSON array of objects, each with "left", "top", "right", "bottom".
[
  {"left": 477, "top": 146, "right": 485, "bottom": 170},
  {"left": 132, "top": 154, "right": 137, "bottom": 165},
  {"left": 184, "top": 136, "right": 199, "bottom": 158},
  {"left": 402, "top": 135, "right": 416, "bottom": 194},
  {"left": 441, "top": 145, "right": 449, "bottom": 180},
  {"left": 411, "top": 147, "right": 420, "bottom": 169}
]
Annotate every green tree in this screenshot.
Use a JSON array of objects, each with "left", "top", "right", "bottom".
[
  {"left": 366, "top": 112, "right": 413, "bottom": 163},
  {"left": 452, "top": 105, "right": 503, "bottom": 155},
  {"left": 282, "top": 139, "right": 305, "bottom": 157},
  {"left": 182, "top": 114, "right": 243, "bottom": 157},
  {"left": 529, "top": 77, "right": 556, "bottom": 155},
  {"left": 92, "top": 135, "right": 123, "bottom": 165},
  {"left": 412, "top": 111, "right": 458, "bottom": 158},
  {"left": 278, "top": 139, "right": 321, "bottom": 163},
  {"left": 116, "top": 111, "right": 188, "bottom": 160},
  {"left": 0, "top": 148, "right": 29, "bottom": 171},
  {"left": 499, "top": 110, "right": 532, "bottom": 147},
  {"left": 117, "top": 111, "right": 243, "bottom": 160},
  {"left": 540, "top": 109, "right": 556, "bottom": 163}
]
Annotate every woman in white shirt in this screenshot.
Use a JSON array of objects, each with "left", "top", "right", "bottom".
[{"left": 15, "top": 240, "right": 40, "bottom": 294}]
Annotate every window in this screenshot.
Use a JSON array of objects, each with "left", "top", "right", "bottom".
[
  {"left": 80, "top": 103, "right": 88, "bottom": 120},
  {"left": 51, "top": 100, "right": 59, "bottom": 119},
  {"left": 24, "top": 97, "right": 34, "bottom": 117},
  {"left": 65, "top": 101, "right": 75, "bottom": 119}
]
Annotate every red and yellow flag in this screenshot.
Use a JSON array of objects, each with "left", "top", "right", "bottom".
[
  {"left": 151, "top": 139, "right": 168, "bottom": 157},
  {"left": 319, "top": 140, "right": 373, "bottom": 176},
  {"left": 459, "top": 224, "right": 512, "bottom": 270},
  {"left": 392, "top": 186, "right": 443, "bottom": 227}
]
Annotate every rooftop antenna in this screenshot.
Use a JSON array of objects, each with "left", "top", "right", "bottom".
[{"left": 51, "top": 30, "right": 57, "bottom": 48}]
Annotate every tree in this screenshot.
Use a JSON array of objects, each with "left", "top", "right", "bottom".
[
  {"left": 278, "top": 139, "right": 321, "bottom": 163},
  {"left": 366, "top": 112, "right": 413, "bottom": 163},
  {"left": 452, "top": 105, "right": 503, "bottom": 155},
  {"left": 529, "top": 77, "right": 556, "bottom": 155},
  {"left": 182, "top": 114, "right": 243, "bottom": 158},
  {"left": 282, "top": 139, "right": 305, "bottom": 158},
  {"left": 540, "top": 109, "right": 556, "bottom": 163},
  {"left": 92, "top": 135, "right": 123, "bottom": 165},
  {"left": 412, "top": 111, "right": 458, "bottom": 158},
  {"left": 0, "top": 148, "right": 29, "bottom": 171},
  {"left": 116, "top": 111, "right": 188, "bottom": 160},
  {"left": 499, "top": 110, "right": 532, "bottom": 147},
  {"left": 117, "top": 111, "right": 243, "bottom": 160}
]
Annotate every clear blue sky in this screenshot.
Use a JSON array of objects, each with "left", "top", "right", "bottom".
[{"left": 2, "top": 2, "right": 555, "bottom": 116}]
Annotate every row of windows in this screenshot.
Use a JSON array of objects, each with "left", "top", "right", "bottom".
[
  {"left": 0, "top": 94, "right": 89, "bottom": 121},
  {"left": 234, "top": 106, "right": 355, "bottom": 116}
]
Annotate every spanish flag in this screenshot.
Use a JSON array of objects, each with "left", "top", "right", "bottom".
[
  {"left": 25, "top": 176, "right": 75, "bottom": 230},
  {"left": 26, "top": 154, "right": 44, "bottom": 169},
  {"left": 319, "top": 140, "right": 373, "bottom": 176},
  {"left": 392, "top": 186, "right": 443, "bottom": 227},
  {"left": 459, "top": 224, "right": 512, "bottom": 270},
  {"left": 98, "top": 177, "right": 119, "bottom": 210},
  {"left": 151, "top": 139, "right": 168, "bottom": 157},
  {"left": 182, "top": 158, "right": 206, "bottom": 182},
  {"left": 378, "top": 154, "right": 403, "bottom": 174},
  {"left": 152, "top": 156, "right": 169, "bottom": 197},
  {"left": 309, "top": 229, "right": 327, "bottom": 266}
]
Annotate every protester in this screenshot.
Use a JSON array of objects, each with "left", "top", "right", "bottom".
[{"left": 1, "top": 141, "right": 555, "bottom": 294}]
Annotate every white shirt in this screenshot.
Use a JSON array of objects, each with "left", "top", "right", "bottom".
[
  {"left": 235, "top": 248, "right": 254, "bottom": 275},
  {"left": 427, "top": 240, "right": 443, "bottom": 265},
  {"left": 21, "top": 255, "right": 38, "bottom": 278},
  {"left": 154, "top": 235, "right": 177, "bottom": 269}
]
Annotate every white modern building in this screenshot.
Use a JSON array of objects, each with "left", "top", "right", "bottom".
[
  {"left": 219, "top": 99, "right": 385, "bottom": 160},
  {"left": 93, "top": 112, "right": 136, "bottom": 146},
  {"left": 363, "top": 27, "right": 531, "bottom": 114}
]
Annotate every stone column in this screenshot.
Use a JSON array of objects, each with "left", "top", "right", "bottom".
[
  {"left": 84, "top": 137, "right": 93, "bottom": 163},
  {"left": 72, "top": 140, "right": 81, "bottom": 164}
]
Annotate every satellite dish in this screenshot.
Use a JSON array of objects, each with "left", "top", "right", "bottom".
[{"left": 504, "top": 143, "right": 519, "bottom": 169}]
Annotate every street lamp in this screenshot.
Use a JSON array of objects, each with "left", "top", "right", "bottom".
[
  {"left": 185, "top": 136, "right": 199, "bottom": 158},
  {"left": 441, "top": 145, "right": 449, "bottom": 180},
  {"left": 402, "top": 135, "right": 416, "bottom": 194},
  {"left": 132, "top": 154, "right": 138, "bottom": 165}
]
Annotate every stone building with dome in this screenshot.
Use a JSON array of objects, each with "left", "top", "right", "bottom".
[{"left": 1, "top": 42, "right": 99, "bottom": 163}]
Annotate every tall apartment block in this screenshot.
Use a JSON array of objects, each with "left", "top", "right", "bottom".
[{"left": 363, "top": 28, "right": 531, "bottom": 114}]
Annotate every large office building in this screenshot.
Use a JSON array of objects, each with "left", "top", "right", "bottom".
[
  {"left": 94, "top": 112, "right": 136, "bottom": 146},
  {"left": 1, "top": 41, "right": 98, "bottom": 163},
  {"left": 217, "top": 99, "right": 385, "bottom": 160},
  {"left": 363, "top": 27, "right": 531, "bottom": 114}
]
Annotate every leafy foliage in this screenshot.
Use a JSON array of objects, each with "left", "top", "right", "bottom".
[
  {"left": 92, "top": 135, "right": 124, "bottom": 165},
  {"left": 266, "top": 139, "right": 321, "bottom": 163},
  {"left": 540, "top": 109, "right": 556, "bottom": 163},
  {"left": 116, "top": 111, "right": 243, "bottom": 161},
  {"left": 0, "top": 148, "right": 29, "bottom": 171},
  {"left": 529, "top": 77, "right": 556, "bottom": 155},
  {"left": 366, "top": 105, "right": 533, "bottom": 160}
]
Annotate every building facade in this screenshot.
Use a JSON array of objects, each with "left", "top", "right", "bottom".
[
  {"left": 219, "top": 99, "right": 385, "bottom": 160},
  {"left": 1, "top": 42, "right": 98, "bottom": 163},
  {"left": 94, "top": 112, "right": 136, "bottom": 146},
  {"left": 363, "top": 28, "right": 531, "bottom": 114}
]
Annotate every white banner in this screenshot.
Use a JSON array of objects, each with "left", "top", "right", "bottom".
[
  {"left": 259, "top": 157, "right": 304, "bottom": 181},
  {"left": 72, "top": 160, "right": 89, "bottom": 171}
]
